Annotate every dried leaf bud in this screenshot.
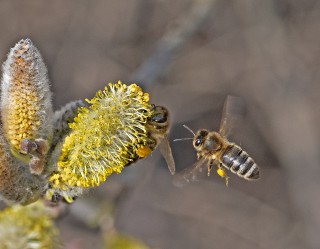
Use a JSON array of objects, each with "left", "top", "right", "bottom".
[
  {"left": 19, "top": 138, "right": 48, "bottom": 175},
  {"left": 0, "top": 133, "right": 46, "bottom": 205}
]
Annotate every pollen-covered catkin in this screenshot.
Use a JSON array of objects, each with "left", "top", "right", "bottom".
[
  {"left": 49, "top": 82, "right": 153, "bottom": 192},
  {"left": 0, "top": 201, "right": 60, "bottom": 249},
  {"left": 1, "top": 38, "right": 53, "bottom": 157}
]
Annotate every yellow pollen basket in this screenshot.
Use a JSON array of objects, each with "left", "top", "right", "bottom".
[
  {"left": 136, "top": 146, "right": 153, "bottom": 158},
  {"left": 217, "top": 168, "right": 227, "bottom": 177},
  {"left": 217, "top": 168, "right": 229, "bottom": 187}
]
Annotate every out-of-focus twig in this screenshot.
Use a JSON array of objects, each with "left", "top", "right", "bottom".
[
  {"left": 253, "top": 96, "right": 320, "bottom": 249},
  {"left": 130, "top": 0, "right": 217, "bottom": 85},
  {"left": 231, "top": 1, "right": 320, "bottom": 247}
]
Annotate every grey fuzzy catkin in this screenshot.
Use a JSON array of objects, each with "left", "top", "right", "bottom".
[
  {"left": 1, "top": 38, "right": 53, "bottom": 150},
  {"left": 0, "top": 38, "right": 54, "bottom": 204}
]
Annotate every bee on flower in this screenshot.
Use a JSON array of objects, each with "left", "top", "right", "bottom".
[{"left": 49, "top": 81, "right": 175, "bottom": 202}]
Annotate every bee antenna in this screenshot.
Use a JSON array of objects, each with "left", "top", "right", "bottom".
[
  {"left": 173, "top": 125, "right": 195, "bottom": 142},
  {"left": 173, "top": 137, "right": 193, "bottom": 142},
  {"left": 183, "top": 125, "right": 195, "bottom": 136}
]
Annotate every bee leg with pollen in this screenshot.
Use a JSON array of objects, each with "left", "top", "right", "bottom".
[
  {"left": 136, "top": 137, "right": 156, "bottom": 158},
  {"left": 217, "top": 163, "right": 229, "bottom": 187}
]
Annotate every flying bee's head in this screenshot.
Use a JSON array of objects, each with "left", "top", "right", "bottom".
[
  {"left": 194, "top": 130, "right": 222, "bottom": 153},
  {"left": 193, "top": 129, "right": 209, "bottom": 151}
]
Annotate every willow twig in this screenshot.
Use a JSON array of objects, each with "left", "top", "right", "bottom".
[{"left": 131, "top": 0, "right": 217, "bottom": 85}]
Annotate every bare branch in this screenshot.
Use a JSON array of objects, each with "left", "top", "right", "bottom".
[{"left": 131, "top": 0, "right": 217, "bottom": 85}]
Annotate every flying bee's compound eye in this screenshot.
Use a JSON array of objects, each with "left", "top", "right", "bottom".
[
  {"left": 194, "top": 137, "right": 202, "bottom": 147},
  {"left": 193, "top": 130, "right": 208, "bottom": 148}
]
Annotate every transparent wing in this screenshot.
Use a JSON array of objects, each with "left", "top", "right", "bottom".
[
  {"left": 219, "top": 95, "right": 246, "bottom": 138},
  {"left": 172, "top": 157, "right": 207, "bottom": 187},
  {"left": 157, "top": 134, "right": 176, "bottom": 175}
]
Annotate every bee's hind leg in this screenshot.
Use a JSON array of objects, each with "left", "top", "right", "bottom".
[{"left": 217, "top": 164, "right": 229, "bottom": 187}]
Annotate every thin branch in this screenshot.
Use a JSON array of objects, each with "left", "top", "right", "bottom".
[{"left": 130, "top": 0, "right": 217, "bottom": 85}]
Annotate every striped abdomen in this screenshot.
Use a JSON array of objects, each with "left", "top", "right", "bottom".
[{"left": 220, "top": 144, "right": 260, "bottom": 180}]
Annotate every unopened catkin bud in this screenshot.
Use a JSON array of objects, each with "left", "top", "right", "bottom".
[{"left": 1, "top": 38, "right": 53, "bottom": 158}]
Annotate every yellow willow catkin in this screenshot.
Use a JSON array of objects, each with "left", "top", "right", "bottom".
[
  {"left": 50, "top": 82, "right": 153, "bottom": 192},
  {"left": 104, "top": 230, "right": 150, "bottom": 249},
  {"left": 0, "top": 201, "right": 60, "bottom": 249},
  {"left": 1, "top": 38, "right": 53, "bottom": 156}
]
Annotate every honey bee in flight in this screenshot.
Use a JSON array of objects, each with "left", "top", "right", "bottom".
[
  {"left": 135, "top": 105, "right": 176, "bottom": 175},
  {"left": 174, "top": 96, "right": 260, "bottom": 186}
]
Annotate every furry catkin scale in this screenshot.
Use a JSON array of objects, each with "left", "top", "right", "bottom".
[{"left": 50, "top": 100, "right": 86, "bottom": 150}]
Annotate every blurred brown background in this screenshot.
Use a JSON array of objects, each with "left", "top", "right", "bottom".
[{"left": 1, "top": 0, "right": 320, "bottom": 248}]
